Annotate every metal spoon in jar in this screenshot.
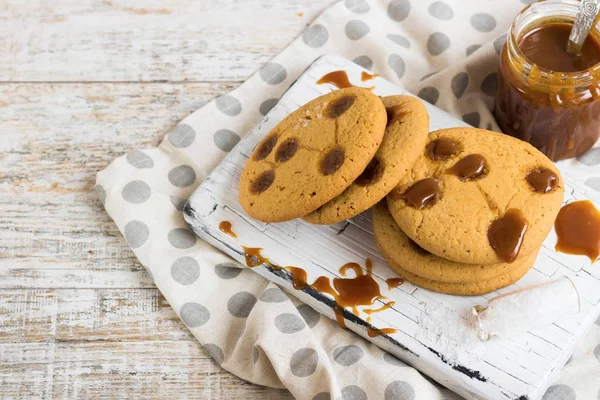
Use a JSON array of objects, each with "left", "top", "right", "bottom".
[{"left": 567, "top": 0, "right": 600, "bottom": 55}]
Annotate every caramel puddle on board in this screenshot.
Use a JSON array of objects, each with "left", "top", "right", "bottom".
[
  {"left": 361, "top": 71, "right": 379, "bottom": 81},
  {"left": 555, "top": 200, "right": 600, "bottom": 262},
  {"left": 233, "top": 225, "right": 400, "bottom": 333},
  {"left": 219, "top": 221, "right": 237, "bottom": 238}
]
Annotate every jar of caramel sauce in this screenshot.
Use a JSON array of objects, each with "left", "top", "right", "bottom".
[{"left": 494, "top": 0, "right": 600, "bottom": 161}]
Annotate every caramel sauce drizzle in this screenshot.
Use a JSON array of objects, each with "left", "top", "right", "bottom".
[
  {"left": 361, "top": 71, "right": 379, "bottom": 81},
  {"left": 555, "top": 200, "right": 600, "bottom": 262},
  {"left": 385, "top": 277, "right": 404, "bottom": 291},
  {"left": 317, "top": 70, "right": 354, "bottom": 89},
  {"left": 219, "top": 221, "right": 237, "bottom": 238},
  {"left": 242, "top": 246, "right": 280, "bottom": 270},
  {"left": 234, "top": 227, "right": 400, "bottom": 334},
  {"left": 367, "top": 326, "right": 399, "bottom": 338}
]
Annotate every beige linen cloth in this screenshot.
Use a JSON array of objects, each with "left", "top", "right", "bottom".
[{"left": 96, "top": 1, "right": 600, "bottom": 399}]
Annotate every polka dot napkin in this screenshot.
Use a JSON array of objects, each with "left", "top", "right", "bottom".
[{"left": 96, "top": 0, "right": 600, "bottom": 399}]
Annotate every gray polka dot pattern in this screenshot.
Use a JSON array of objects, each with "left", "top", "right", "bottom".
[
  {"left": 168, "top": 165, "right": 196, "bottom": 188},
  {"left": 383, "top": 352, "right": 407, "bottom": 367},
  {"left": 259, "top": 98, "right": 278, "bottom": 116},
  {"left": 595, "top": 343, "right": 600, "bottom": 363},
  {"left": 466, "top": 44, "right": 482, "bottom": 56},
  {"left": 577, "top": 148, "right": 600, "bottom": 166},
  {"left": 122, "top": 180, "right": 151, "bottom": 204},
  {"left": 427, "top": 32, "right": 451, "bottom": 56},
  {"left": 481, "top": 73, "right": 498, "bottom": 96},
  {"left": 451, "top": 72, "right": 469, "bottom": 98},
  {"left": 417, "top": 87, "right": 440, "bottom": 105},
  {"left": 259, "top": 62, "right": 288, "bottom": 85},
  {"left": 275, "top": 313, "right": 306, "bottom": 333},
  {"left": 260, "top": 287, "right": 288, "bottom": 303},
  {"left": 352, "top": 55, "right": 373, "bottom": 70},
  {"left": 227, "top": 291, "right": 257, "bottom": 318},
  {"left": 126, "top": 150, "right": 154, "bottom": 169},
  {"left": 252, "top": 345, "right": 260, "bottom": 363},
  {"left": 170, "top": 196, "right": 186, "bottom": 211},
  {"left": 297, "top": 304, "right": 321, "bottom": 328},
  {"left": 180, "top": 302, "right": 210, "bottom": 328},
  {"left": 385, "top": 381, "right": 416, "bottom": 400},
  {"left": 340, "top": 385, "right": 367, "bottom": 400},
  {"left": 124, "top": 220, "right": 150, "bottom": 249},
  {"left": 313, "top": 393, "right": 331, "bottom": 400},
  {"left": 494, "top": 35, "right": 507, "bottom": 55},
  {"left": 95, "top": 185, "right": 106, "bottom": 206},
  {"left": 215, "top": 95, "right": 242, "bottom": 117},
  {"left": 214, "top": 129, "right": 241, "bottom": 152},
  {"left": 302, "top": 25, "right": 329, "bottom": 48},
  {"left": 171, "top": 256, "right": 200, "bottom": 285},
  {"left": 345, "top": 20, "right": 370, "bottom": 40},
  {"left": 388, "top": 54, "right": 406, "bottom": 79},
  {"left": 428, "top": 1, "right": 453, "bottom": 20},
  {"left": 387, "top": 34, "right": 411, "bottom": 48},
  {"left": 596, "top": 314, "right": 600, "bottom": 325},
  {"left": 471, "top": 13, "right": 497, "bottom": 32},
  {"left": 215, "top": 262, "right": 242, "bottom": 279},
  {"left": 585, "top": 177, "right": 600, "bottom": 192},
  {"left": 333, "top": 345, "right": 364, "bottom": 366},
  {"left": 168, "top": 228, "right": 197, "bottom": 249},
  {"left": 462, "top": 112, "right": 481, "bottom": 128},
  {"left": 290, "top": 348, "right": 318, "bottom": 377},
  {"left": 542, "top": 384, "right": 576, "bottom": 400},
  {"left": 345, "top": 0, "right": 370, "bottom": 14},
  {"left": 204, "top": 343, "right": 225, "bottom": 365},
  {"left": 387, "top": 0, "right": 410, "bottom": 22},
  {"left": 168, "top": 124, "right": 196, "bottom": 148}
]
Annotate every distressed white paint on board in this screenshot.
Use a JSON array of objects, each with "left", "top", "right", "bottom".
[{"left": 185, "top": 55, "right": 600, "bottom": 400}]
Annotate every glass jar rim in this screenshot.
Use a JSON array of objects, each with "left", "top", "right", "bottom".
[{"left": 508, "top": 0, "right": 600, "bottom": 86}]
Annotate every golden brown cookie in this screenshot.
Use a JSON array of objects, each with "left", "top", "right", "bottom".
[
  {"left": 386, "top": 127, "right": 564, "bottom": 264},
  {"left": 380, "top": 251, "right": 535, "bottom": 296},
  {"left": 240, "top": 88, "right": 387, "bottom": 222},
  {"left": 372, "top": 202, "right": 539, "bottom": 283},
  {"left": 303, "top": 95, "right": 429, "bottom": 224}
]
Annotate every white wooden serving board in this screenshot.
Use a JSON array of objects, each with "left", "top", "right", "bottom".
[{"left": 183, "top": 55, "right": 600, "bottom": 400}]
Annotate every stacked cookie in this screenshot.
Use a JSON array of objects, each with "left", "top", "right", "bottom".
[
  {"left": 239, "top": 88, "right": 429, "bottom": 223},
  {"left": 239, "top": 88, "right": 565, "bottom": 295},
  {"left": 374, "top": 128, "right": 565, "bottom": 295}
]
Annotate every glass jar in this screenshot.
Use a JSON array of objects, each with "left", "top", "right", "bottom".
[{"left": 494, "top": 0, "right": 600, "bottom": 161}]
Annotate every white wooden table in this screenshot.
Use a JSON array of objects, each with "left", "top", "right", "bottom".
[{"left": 0, "top": 1, "right": 334, "bottom": 398}]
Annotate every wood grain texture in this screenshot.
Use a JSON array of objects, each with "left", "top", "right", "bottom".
[
  {"left": 1, "top": 0, "right": 335, "bottom": 82},
  {"left": 0, "top": 0, "right": 333, "bottom": 397}
]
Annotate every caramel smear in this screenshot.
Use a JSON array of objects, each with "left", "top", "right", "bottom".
[
  {"left": 317, "top": 70, "right": 354, "bottom": 89},
  {"left": 361, "top": 71, "right": 380, "bottom": 81},
  {"left": 526, "top": 168, "right": 559, "bottom": 193},
  {"left": 394, "top": 178, "right": 441, "bottom": 209},
  {"left": 555, "top": 200, "right": 600, "bottom": 262},
  {"left": 488, "top": 209, "right": 528, "bottom": 262},
  {"left": 447, "top": 154, "right": 487, "bottom": 181},
  {"left": 219, "top": 221, "right": 237, "bottom": 238}
]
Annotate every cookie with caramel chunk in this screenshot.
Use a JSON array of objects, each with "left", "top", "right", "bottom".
[
  {"left": 303, "top": 95, "right": 429, "bottom": 225},
  {"left": 372, "top": 202, "right": 537, "bottom": 287},
  {"left": 386, "top": 127, "right": 564, "bottom": 264},
  {"left": 239, "top": 88, "right": 387, "bottom": 222}
]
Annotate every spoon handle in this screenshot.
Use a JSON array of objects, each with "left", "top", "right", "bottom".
[{"left": 567, "top": 0, "right": 600, "bottom": 55}]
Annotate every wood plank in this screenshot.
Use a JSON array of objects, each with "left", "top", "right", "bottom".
[
  {"left": 1, "top": 341, "right": 293, "bottom": 399},
  {"left": 0, "top": 289, "right": 191, "bottom": 342},
  {"left": 0, "top": 82, "right": 235, "bottom": 289},
  {"left": 0, "top": 0, "right": 335, "bottom": 82}
]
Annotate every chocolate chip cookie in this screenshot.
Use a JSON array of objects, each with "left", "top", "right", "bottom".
[
  {"left": 239, "top": 88, "right": 387, "bottom": 222},
  {"left": 303, "top": 95, "right": 429, "bottom": 224},
  {"left": 386, "top": 127, "right": 564, "bottom": 264},
  {"left": 372, "top": 202, "right": 538, "bottom": 283}
]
